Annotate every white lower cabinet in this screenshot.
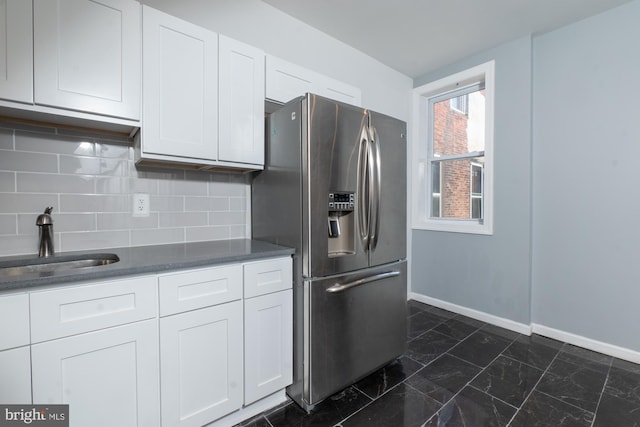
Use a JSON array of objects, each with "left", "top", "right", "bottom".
[
  {"left": 0, "top": 346, "right": 32, "bottom": 404},
  {"left": 160, "top": 300, "right": 243, "bottom": 427},
  {"left": 244, "top": 289, "right": 293, "bottom": 405},
  {"left": 31, "top": 319, "right": 160, "bottom": 427}
]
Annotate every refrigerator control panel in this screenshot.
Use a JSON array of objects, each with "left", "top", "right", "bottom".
[{"left": 328, "top": 192, "right": 355, "bottom": 211}]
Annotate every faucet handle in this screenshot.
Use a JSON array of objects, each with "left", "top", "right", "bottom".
[{"left": 36, "top": 207, "right": 54, "bottom": 225}]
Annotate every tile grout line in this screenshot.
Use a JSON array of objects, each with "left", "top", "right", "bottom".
[{"left": 589, "top": 356, "right": 614, "bottom": 427}]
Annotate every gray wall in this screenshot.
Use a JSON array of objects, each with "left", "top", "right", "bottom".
[
  {"left": 532, "top": 0, "right": 640, "bottom": 351},
  {"left": 412, "top": 36, "right": 533, "bottom": 325}
]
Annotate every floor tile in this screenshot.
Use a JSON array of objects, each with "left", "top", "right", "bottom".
[
  {"left": 354, "top": 356, "right": 423, "bottom": 400},
  {"left": 422, "top": 305, "right": 457, "bottom": 320},
  {"left": 341, "top": 383, "right": 441, "bottom": 427},
  {"left": 266, "top": 387, "right": 371, "bottom": 427},
  {"left": 502, "top": 334, "right": 563, "bottom": 370},
  {"left": 537, "top": 358, "right": 607, "bottom": 412},
  {"left": 407, "top": 311, "right": 446, "bottom": 340},
  {"left": 480, "top": 323, "right": 521, "bottom": 341},
  {"left": 407, "top": 300, "right": 430, "bottom": 316},
  {"left": 423, "top": 386, "right": 516, "bottom": 427},
  {"left": 405, "top": 353, "right": 482, "bottom": 403},
  {"left": 448, "top": 329, "right": 513, "bottom": 368},
  {"left": 433, "top": 316, "right": 484, "bottom": 340},
  {"left": 405, "top": 330, "right": 459, "bottom": 365},
  {"left": 470, "top": 355, "right": 543, "bottom": 407},
  {"left": 604, "top": 358, "right": 640, "bottom": 404},
  {"left": 509, "top": 391, "right": 594, "bottom": 427},
  {"left": 235, "top": 415, "right": 272, "bottom": 427},
  {"left": 592, "top": 392, "right": 640, "bottom": 426},
  {"left": 557, "top": 343, "right": 612, "bottom": 374}
]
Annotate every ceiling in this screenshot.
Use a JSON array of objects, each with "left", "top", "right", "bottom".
[{"left": 262, "top": 0, "right": 633, "bottom": 78}]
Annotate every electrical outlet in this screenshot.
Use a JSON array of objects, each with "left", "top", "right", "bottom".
[{"left": 132, "top": 193, "right": 150, "bottom": 217}]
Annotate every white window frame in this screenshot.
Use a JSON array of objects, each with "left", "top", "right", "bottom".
[{"left": 411, "top": 60, "right": 495, "bottom": 235}]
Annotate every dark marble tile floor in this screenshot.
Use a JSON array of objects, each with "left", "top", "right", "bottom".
[{"left": 236, "top": 300, "right": 640, "bottom": 427}]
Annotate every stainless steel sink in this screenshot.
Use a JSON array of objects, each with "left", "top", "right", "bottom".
[{"left": 0, "top": 253, "right": 120, "bottom": 278}]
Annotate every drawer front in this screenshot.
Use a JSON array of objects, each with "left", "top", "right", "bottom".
[
  {"left": 244, "top": 257, "right": 292, "bottom": 299},
  {"left": 30, "top": 275, "right": 157, "bottom": 343},
  {"left": 158, "top": 264, "right": 242, "bottom": 316},
  {"left": 0, "top": 293, "right": 30, "bottom": 350}
]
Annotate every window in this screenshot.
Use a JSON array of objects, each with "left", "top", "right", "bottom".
[{"left": 412, "top": 60, "right": 494, "bottom": 234}]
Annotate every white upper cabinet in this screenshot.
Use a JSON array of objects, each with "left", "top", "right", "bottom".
[
  {"left": 138, "top": 6, "right": 265, "bottom": 170},
  {"left": 141, "top": 5, "right": 218, "bottom": 161},
  {"left": 0, "top": 0, "right": 33, "bottom": 104},
  {"left": 265, "top": 55, "right": 362, "bottom": 106},
  {"left": 218, "top": 35, "right": 265, "bottom": 166},
  {"left": 33, "top": 0, "right": 141, "bottom": 120}
]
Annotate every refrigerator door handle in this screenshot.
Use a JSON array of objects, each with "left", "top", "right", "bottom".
[
  {"left": 325, "top": 270, "right": 401, "bottom": 293},
  {"left": 369, "top": 127, "right": 382, "bottom": 251},
  {"left": 357, "top": 127, "right": 370, "bottom": 245}
]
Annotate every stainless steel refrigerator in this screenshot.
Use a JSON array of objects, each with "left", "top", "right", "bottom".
[{"left": 252, "top": 93, "right": 407, "bottom": 411}]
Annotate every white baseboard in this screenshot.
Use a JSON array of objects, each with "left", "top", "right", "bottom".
[
  {"left": 408, "top": 292, "right": 640, "bottom": 365},
  {"left": 409, "top": 292, "right": 532, "bottom": 335},
  {"left": 532, "top": 323, "right": 640, "bottom": 364}
]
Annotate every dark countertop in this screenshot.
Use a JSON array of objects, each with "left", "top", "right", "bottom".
[{"left": 0, "top": 239, "right": 294, "bottom": 292}]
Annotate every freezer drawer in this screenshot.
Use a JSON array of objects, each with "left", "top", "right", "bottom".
[{"left": 305, "top": 260, "right": 407, "bottom": 406}]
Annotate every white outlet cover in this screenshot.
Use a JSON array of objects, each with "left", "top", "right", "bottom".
[{"left": 133, "top": 193, "right": 150, "bottom": 217}]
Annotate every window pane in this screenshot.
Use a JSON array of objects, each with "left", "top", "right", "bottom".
[
  {"left": 433, "top": 89, "right": 485, "bottom": 157},
  {"left": 431, "top": 157, "right": 483, "bottom": 220}
]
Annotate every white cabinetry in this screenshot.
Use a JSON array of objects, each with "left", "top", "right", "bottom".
[
  {"left": 0, "top": 292, "right": 31, "bottom": 404},
  {"left": 29, "top": 276, "right": 160, "bottom": 427},
  {"left": 265, "top": 55, "right": 361, "bottom": 106},
  {"left": 219, "top": 35, "right": 265, "bottom": 166},
  {"left": 243, "top": 258, "right": 293, "bottom": 405},
  {"left": 141, "top": 5, "right": 218, "bottom": 162},
  {"left": 33, "top": 0, "right": 141, "bottom": 120},
  {"left": 158, "top": 265, "right": 243, "bottom": 427},
  {"left": 0, "top": 0, "right": 33, "bottom": 104},
  {"left": 138, "top": 6, "right": 265, "bottom": 171}
]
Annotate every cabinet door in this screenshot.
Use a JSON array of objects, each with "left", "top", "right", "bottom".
[
  {"left": 319, "top": 75, "right": 362, "bottom": 107},
  {"left": 142, "top": 5, "right": 218, "bottom": 161},
  {"left": 218, "top": 35, "right": 265, "bottom": 166},
  {"left": 265, "top": 55, "right": 314, "bottom": 104},
  {"left": 0, "top": 347, "right": 31, "bottom": 404},
  {"left": 160, "top": 301, "right": 243, "bottom": 427},
  {"left": 33, "top": 0, "right": 141, "bottom": 120},
  {"left": 244, "top": 290, "right": 292, "bottom": 405},
  {"left": 0, "top": 0, "right": 32, "bottom": 103},
  {"left": 32, "top": 319, "right": 160, "bottom": 427}
]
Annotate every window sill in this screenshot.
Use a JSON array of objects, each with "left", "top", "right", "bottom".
[{"left": 412, "top": 219, "right": 493, "bottom": 235}]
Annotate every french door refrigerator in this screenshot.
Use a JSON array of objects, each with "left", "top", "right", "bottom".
[{"left": 252, "top": 93, "right": 407, "bottom": 411}]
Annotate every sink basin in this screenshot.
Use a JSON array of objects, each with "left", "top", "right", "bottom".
[{"left": 0, "top": 253, "right": 120, "bottom": 279}]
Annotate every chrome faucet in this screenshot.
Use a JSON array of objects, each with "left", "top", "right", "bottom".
[{"left": 36, "top": 207, "right": 55, "bottom": 257}]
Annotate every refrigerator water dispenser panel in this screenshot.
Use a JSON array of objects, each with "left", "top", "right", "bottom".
[{"left": 328, "top": 192, "right": 355, "bottom": 257}]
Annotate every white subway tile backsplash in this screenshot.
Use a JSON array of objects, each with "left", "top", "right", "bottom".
[
  {"left": 0, "top": 150, "right": 58, "bottom": 173},
  {"left": 15, "top": 132, "right": 95, "bottom": 156},
  {"left": 0, "top": 126, "right": 250, "bottom": 256},
  {"left": 131, "top": 227, "right": 184, "bottom": 246},
  {"left": 186, "top": 226, "right": 229, "bottom": 242},
  {"left": 0, "top": 193, "right": 58, "bottom": 214},
  {"left": 97, "top": 213, "right": 158, "bottom": 230},
  {"left": 159, "top": 212, "right": 208, "bottom": 228},
  {"left": 60, "top": 194, "right": 130, "bottom": 213},
  {"left": 61, "top": 230, "right": 129, "bottom": 252},
  {"left": 59, "top": 155, "right": 129, "bottom": 176},
  {"left": 0, "top": 235, "right": 38, "bottom": 256},
  {"left": 17, "top": 173, "right": 94, "bottom": 194},
  {"left": 185, "top": 196, "right": 229, "bottom": 212},
  {"left": 0, "top": 215, "right": 17, "bottom": 235},
  {"left": 0, "top": 129, "right": 13, "bottom": 149},
  {"left": 0, "top": 172, "right": 15, "bottom": 192}
]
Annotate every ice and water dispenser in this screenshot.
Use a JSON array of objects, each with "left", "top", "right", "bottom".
[{"left": 327, "top": 192, "right": 355, "bottom": 256}]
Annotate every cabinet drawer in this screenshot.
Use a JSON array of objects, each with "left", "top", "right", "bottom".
[
  {"left": 244, "top": 257, "right": 292, "bottom": 298},
  {"left": 158, "top": 264, "right": 242, "bottom": 316},
  {"left": 30, "top": 275, "right": 157, "bottom": 343},
  {"left": 0, "top": 293, "right": 30, "bottom": 350}
]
